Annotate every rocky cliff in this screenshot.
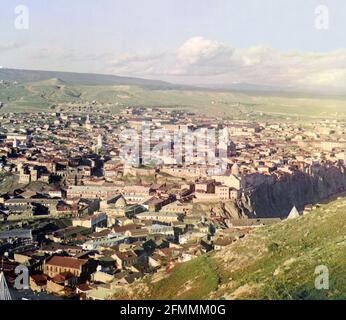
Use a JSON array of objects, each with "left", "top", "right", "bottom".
[{"left": 239, "top": 164, "right": 346, "bottom": 218}]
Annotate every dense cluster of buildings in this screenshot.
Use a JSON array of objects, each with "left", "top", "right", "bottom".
[{"left": 0, "top": 106, "right": 345, "bottom": 299}]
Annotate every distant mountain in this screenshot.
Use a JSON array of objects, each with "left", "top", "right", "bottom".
[
  {"left": 1, "top": 68, "right": 344, "bottom": 98},
  {"left": 203, "top": 82, "right": 346, "bottom": 99},
  {"left": 0, "top": 68, "right": 179, "bottom": 89}
]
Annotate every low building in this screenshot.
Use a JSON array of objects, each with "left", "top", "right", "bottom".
[
  {"left": 112, "top": 250, "right": 139, "bottom": 270},
  {"left": 72, "top": 212, "right": 107, "bottom": 231},
  {"left": 135, "top": 211, "right": 181, "bottom": 223},
  {"left": 43, "top": 256, "right": 88, "bottom": 278}
]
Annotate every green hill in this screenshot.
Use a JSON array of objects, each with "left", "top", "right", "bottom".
[
  {"left": 1, "top": 68, "right": 345, "bottom": 118},
  {"left": 0, "top": 68, "right": 175, "bottom": 87},
  {"left": 113, "top": 197, "right": 346, "bottom": 300}
]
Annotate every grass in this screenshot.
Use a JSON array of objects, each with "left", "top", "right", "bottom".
[
  {"left": 147, "top": 255, "right": 219, "bottom": 300},
  {"left": 112, "top": 197, "right": 346, "bottom": 300},
  {"left": 2, "top": 80, "right": 346, "bottom": 119},
  {"left": 113, "top": 255, "right": 219, "bottom": 300},
  {"left": 213, "top": 199, "right": 346, "bottom": 300}
]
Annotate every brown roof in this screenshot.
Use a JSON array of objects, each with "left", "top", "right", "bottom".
[
  {"left": 113, "top": 250, "right": 137, "bottom": 260},
  {"left": 112, "top": 224, "right": 141, "bottom": 234},
  {"left": 76, "top": 283, "right": 92, "bottom": 292},
  {"left": 91, "top": 229, "right": 112, "bottom": 238},
  {"left": 46, "top": 256, "right": 87, "bottom": 270},
  {"left": 214, "top": 237, "right": 234, "bottom": 247},
  {"left": 30, "top": 274, "right": 47, "bottom": 285},
  {"left": 52, "top": 272, "right": 75, "bottom": 283}
]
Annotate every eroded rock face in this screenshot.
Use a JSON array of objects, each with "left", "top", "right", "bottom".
[
  {"left": 240, "top": 164, "right": 346, "bottom": 218},
  {"left": 192, "top": 164, "right": 346, "bottom": 220}
]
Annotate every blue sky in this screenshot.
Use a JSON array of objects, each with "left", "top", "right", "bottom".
[{"left": 0, "top": 0, "right": 345, "bottom": 89}]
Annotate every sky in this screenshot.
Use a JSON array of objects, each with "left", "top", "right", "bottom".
[{"left": 0, "top": 0, "right": 345, "bottom": 90}]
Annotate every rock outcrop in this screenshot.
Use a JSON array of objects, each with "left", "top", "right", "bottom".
[{"left": 239, "top": 164, "right": 346, "bottom": 218}]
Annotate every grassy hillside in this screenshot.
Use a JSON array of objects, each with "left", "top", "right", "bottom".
[
  {"left": 0, "top": 68, "right": 175, "bottom": 87},
  {"left": 113, "top": 197, "right": 346, "bottom": 300},
  {"left": 1, "top": 68, "right": 346, "bottom": 118},
  {"left": 1, "top": 78, "right": 346, "bottom": 119}
]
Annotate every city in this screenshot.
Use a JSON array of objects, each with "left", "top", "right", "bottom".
[
  {"left": 0, "top": 0, "right": 346, "bottom": 309},
  {"left": 1, "top": 104, "right": 346, "bottom": 299}
]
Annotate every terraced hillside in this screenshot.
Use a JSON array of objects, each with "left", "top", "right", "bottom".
[{"left": 112, "top": 197, "right": 346, "bottom": 300}]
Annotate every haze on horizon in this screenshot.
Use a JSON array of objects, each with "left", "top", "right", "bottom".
[{"left": 0, "top": 0, "right": 345, "bottom": 92}]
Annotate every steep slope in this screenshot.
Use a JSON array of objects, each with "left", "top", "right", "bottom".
[
  {"left": 112, "top": 197, "right": 346, "bottom": 300},
  {"left": 240, "top": 164, "right": 346, "bottom": 218}
]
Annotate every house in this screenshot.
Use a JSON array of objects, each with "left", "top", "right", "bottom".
[
  {"left": 160, "top": 201, "right": 193, "bottom": 215},
  {"left": 92, "top": 270, "right": 115, "bottom": 284},
  {"left": 179, "top": 231, "right": 208, "bottom": 244},
  {"left": 146, "top": 224, "right": 174, "bottom": 239},
  {"left": 75, "top": 283, "right": 92, "bottom": 294},
  {"left": 124, "top": 228, "right": 149, "bottom": 240},
  {"left": 82, "top": 233, "right": 127, "bottom": 250},
  {"left": 143, "top": 197, "right": 165, "bottom": 212},
  {"left": 115, "top": 217, "right": 134, "bottom": 227},
  {"left": 72, "top": 212, "right": 107, "bottom": 231},
  {"left": 43, "top": 256, "right": 88, "bottom": 278},
  {"left": 75, "top": 283, "right": 92, "bottom": 299},
  {"left": 113, "top": 271, "right": 143, "bottom": 286},
  {"left": 100, "top": 195, "right": 127, "bottom": 220},
  {"left": 46, "top": 272, "right": 77, "bottom": 295},
  {"left": 30, "top": 273, "right": 48, "bottom": 292},
  {"left": 213, "top": 237, "right": 234, "bottom": 251},
  {"left": 47, "top": 226, "right": 91, "bottom": 243},
  {"left": 38, "top": 243, "right": 83, "bottom": 256},
  {"left": 112, "top": 250, "right": 139, "bottom": 270},
  {"left": 135, "top": 211, "right": 181, "bottom": 223},
  {"left": 66, "top": 185, "right": 119, "bottom": 200},
  {"left": 85, "top": 285, "right": 114, "bottom": 301}
]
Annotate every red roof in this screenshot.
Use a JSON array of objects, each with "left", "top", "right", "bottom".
[
  {"left": 52, "top": 272, "right": 75, "bottom": 283},
  {"left": 46, "top": 256, "right": 87, "bottom": 270},
  {"left": 30, "top": 274, "right": 47, "bottom": 286},
  {"left": 76, "top": 283, "right": 92, "bottom": 292}
]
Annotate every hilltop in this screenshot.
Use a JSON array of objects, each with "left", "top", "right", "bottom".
[
  {"left": 112, "top": 197, "right": 346, "bottom": 300},
  {"left": 0, "top": 68, "right": 176, "bottom": 88}
]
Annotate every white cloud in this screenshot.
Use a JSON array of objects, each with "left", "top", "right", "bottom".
[
  {"left": 16, "top": 37, "right": 344, "bottom": 90},
  {"left": 0, "top": 26, "right": 344, "bottom": 93},
  {"left": 176, "top": 37, "right": 233, "bottom": 66},
  {"left": 108, "top": 37, "right": 346, "bottom": 90},
  {"left": 109, "top": 52, "right": 168, "bottom": 75},
  {"left": 169, "top": 37, "right": 234, "bottom": 76}
]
